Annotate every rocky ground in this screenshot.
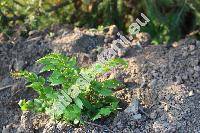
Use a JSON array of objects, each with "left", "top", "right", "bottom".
[{"left": 0, "top": 25, "right": 200, "bottom": 133}]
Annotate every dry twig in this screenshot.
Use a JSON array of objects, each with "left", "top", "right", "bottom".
[{"left": 0, "top": 85, "right": 13, "bottom": 92}]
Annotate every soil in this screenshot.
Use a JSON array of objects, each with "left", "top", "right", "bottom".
[{"left": 0, "top": 25, "right": 200, "bottom": 133}]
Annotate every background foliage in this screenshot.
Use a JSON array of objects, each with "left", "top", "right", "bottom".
[{"left": 0, "top": 0, "right": 199, "bottom": 44}]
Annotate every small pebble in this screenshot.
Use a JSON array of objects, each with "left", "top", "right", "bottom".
[
  {"left": 133, "top": 114, "right": 142, "bottom": 120},
  {"left": 189, "top": 45, "right": 195, "bottom": 51},
  {"left": 164, "top": 104, "right": 169, "bottom": 112},
  {"left": 189, "top": 90, "right": 194, "bottom": 96},
  {"left": 194, "top": 66, "right": 200, "bottom": 71},
  {"left": 150, "top": 111, "right": 157, "bottom": 119},
  {"left": 124, "top": 99, "right": 139, "bottom": 114}
]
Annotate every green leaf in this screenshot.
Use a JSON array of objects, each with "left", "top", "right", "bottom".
[
  {"left": 37, "top": 53, "right": 68, "bottom": 63},
  {"left": 74, "top": 119, "right": 80, "bottom": 124},
  {"left": 18, "top": 100, "right": 29, "bottom": 111},
  {"left": 89, "top": 58, "right": 127, "bottom": 76},
  {"left": 18, "top": 100, "right": 34, "bottom": 111},
  {"left": 48, "top": 71, "right": 66, "bottom": 86},
  {"left": 63, "top": 105, "right": 81, "bottom": 122},
  {"left": 105, "top": 96, "right": 119, "bottom": 103},
  {"left": 14, "top": 71, "right": 38, "bottom": 82},
  {"left": 100, "top": 108, "right": 112, "bottom": 115},
  {"left": 106, "top": 58, "right": 128, "bottom": 68},
  {"left": 74, "top": 97, "right": 83, "bottom": 109},
  {"left": 43, "top": 87, "right": 57, "bottom": 99},
  {"left": 92, "top": 114, "right": 101, "bottom": 121},
  {"left": 102, "top": 79, "right": 122, "bottom": 89},
  {"left": 98, "top": 89, "right": 112, "bottom": 96},
  {"left": 49, "top": 77, "right": 65, "bottom": 86},
  {"left": 34, "top": 99, "right": 43, "bottom": 107},
  {"left": 43, "top": 87, "right": 54, "bottom": 94},
  {"left": 93, "top": 63, "right": 104, "bottom": 73},
  {"left": 38, "top": 76, "right": 45, "bottom": 84},
  {"left": 40, "top": 64, "right": 55, "bottom": 72},
  {"left": 57, "top": 94, "right": 71, "bottom": 107},
  {"left": 50, "top": 101, "right": 66, "bottom": 117},
  {"left": 93, "top": 108, "right": 112, "bottom": 121},
  {"left": 68, "top": 85, "right": 81, "bottom": 98},
  {"left": 68, "top": 57, "right": 77, "bottom": 67},
  {"left": 79, "top": 70, "right": 95, "bottom": 82},
  {"left": 80, "top": 97, "right": 95, "bottom": 111},
  {"left": 75, "top": 77, "right": 91, "bottom": 90},
  {"left": 110, "top": 101, "right": 119, "bottom": 110},
  {"left": 60, "top": 90, "right": 72, "bottom": 102},
  {"left": 27, "top": 82, "right": 43, "bottom": 91}
]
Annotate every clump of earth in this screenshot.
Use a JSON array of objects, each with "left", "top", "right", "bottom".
[{"left": 0, "top": 25, "right": 199, "bottom": 133}]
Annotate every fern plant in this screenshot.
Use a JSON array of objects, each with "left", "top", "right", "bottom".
[{"left": 13, "top": 53, "right": 127, "bottom": 124}]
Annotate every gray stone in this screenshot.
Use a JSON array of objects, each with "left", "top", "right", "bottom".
[
  {"left": 13, "top": 60, "right": 25, "bottom": 71},
  {"left": 188, "top": 90, "right": 194, "bottom": 96},
  {"left": 133, "top": 114, "right": 142, "bottom": 120},
  {"left": 150, "top": 111, "right": 157, "bottom": 119},
  {"left": 2, "top": 126, "right": 9, "bottom": 133},
  {"left": 149, "top": 79, "right": 157, "bottom": 89},
  {"left": 124, "top": 99, "right": 139, "bottom": 114},
  {"left": 194, "top": 66, "right": 200, "bottom": 71},
  {"left": 188, "top": 45, "right": 195, "bottom": 51}
]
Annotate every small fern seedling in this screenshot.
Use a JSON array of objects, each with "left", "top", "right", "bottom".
[{"left": 13, "top": 53, "right": 127, "bottom": 124}]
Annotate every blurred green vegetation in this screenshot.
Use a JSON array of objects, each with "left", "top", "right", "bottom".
[{"left": 0, "top": 0, "right": 199, "bottom": 44}]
